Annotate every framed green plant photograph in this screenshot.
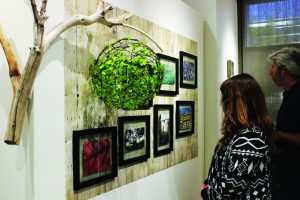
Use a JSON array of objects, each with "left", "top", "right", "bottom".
[{"left": 156, "top": 53, "right": 179, "bottom": 96}]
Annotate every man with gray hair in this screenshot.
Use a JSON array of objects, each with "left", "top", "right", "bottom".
[{"left": 268, "top": 47, "right": 300, "bottom": 200}]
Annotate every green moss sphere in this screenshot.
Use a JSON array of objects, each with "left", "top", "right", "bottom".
[{"left": 90, "top": 38, "right": 164, "bottom": 110}]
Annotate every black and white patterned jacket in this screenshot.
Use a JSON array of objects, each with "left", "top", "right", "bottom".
[{"left": 206, "top": 127, "right": 271, "bottom": 200}]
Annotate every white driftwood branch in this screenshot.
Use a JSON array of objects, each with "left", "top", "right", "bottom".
[
  {"left": 5, "top": 49, "right": 43, "bottom": 144},
  {"left": 0, "top": 25, "right": 21, "bottom": 94},
  {"left": 45, "top": 11, "right": 162, "bottom": 52},
  {"left": 4, "top": 0, "right": 162, "bottom": 145},
  {"left": 30, "top": 0, "right": 39, "bottom": 24},
  {"left": 96, "top": 0, "right": 104, "bottom": 12},
  {"left": 44, "top": 7, "right": 130, "bottom": 50},
  {"left": 101, "top": 5, "right": 113, "bottom": 15}
]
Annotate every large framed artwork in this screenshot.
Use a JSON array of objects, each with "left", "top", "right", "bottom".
[
  {"left": 118, "top": 115, "right": 150, "bottom": 166},
  {"left": 156, "top": 53, "right": 179, "bottom": 96},
  {"left": 72, "top": 127, "right": 118, "bottom": 190},
  {"left": 179, "top": 51, "right": 197, "bottom": 88},
  {"left": 176, "top": 101, "right": 195, "bottom": 138},
  {"left": 153, "top": 105, "right": 174, "bottom": 157}
]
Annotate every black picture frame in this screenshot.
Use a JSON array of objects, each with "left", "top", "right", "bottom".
[
  {"left": 72, "top": 127, "right": 118, "bottom": 190},
  {"left": 153, "top": 105, "right": 174, "bottom": 157},
  {"left": 156, "top": 53, "right": 179, "bottom": 96},
  {"left": 176, "top": 101, "right": 195, "bottom": 138},
  {"left": 118, "top": 115, "right": 150, "bottom": 166},
  {"left": 179, "top": 51, "right": 197, "bottom": 88}
]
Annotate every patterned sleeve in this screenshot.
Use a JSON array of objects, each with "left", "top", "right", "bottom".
[{"left": 207, "top": 129, "right": 269, "bottom": 199}]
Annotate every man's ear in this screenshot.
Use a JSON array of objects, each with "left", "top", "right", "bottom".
[{"left": 279, "top": 66, "right": 288, "bottom": 74}]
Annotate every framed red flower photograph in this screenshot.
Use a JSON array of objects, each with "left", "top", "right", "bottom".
[{"left": 72, "top": 127, "right": 117, "bottom": 190}]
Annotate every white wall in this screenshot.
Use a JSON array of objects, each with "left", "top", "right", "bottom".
[
  {"left": 0, "top": 1, "right": 34, "bottom": 200},
  {"left": 217, "top": 0, "right": 239, "bottom": 79},
  {"left": 0, "top": 0, "right": 65, "bottom": 200}
]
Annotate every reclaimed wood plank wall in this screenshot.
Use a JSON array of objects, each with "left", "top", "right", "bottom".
[{"left": 64, "top": 1, "right": 198, "bottom": 199}]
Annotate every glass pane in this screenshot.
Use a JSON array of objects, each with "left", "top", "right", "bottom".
[
  {"left": 243, "top": 47, "right": 283, "bottom": 121},
  {"left": 245, "top": 0, "right": 300, "bottom": 47},
  {"left": 242, "top": 0, "right": 300, "bottom": 122}
]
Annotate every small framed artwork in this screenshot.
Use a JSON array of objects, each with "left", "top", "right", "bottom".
[
  {"left": 118, "top": 115, "right": 150, "bottom": 166},
  {"left": 179, "top": 51, "right": 197, "bottom": 88},
  {"left": 176, "top": 101, "right": 195, "bottom": 138},
  {"left": 227, "top": 60, "right": 234, "bottom": 78},
  {"left": 72, "top": 127, "right": 117, "bottom": 190},
  {"left": 156, "top": 53, "right": 179, "bottom": 96},
  {"left": 153, "top": 105, "right": 174, "bottom": 157}
]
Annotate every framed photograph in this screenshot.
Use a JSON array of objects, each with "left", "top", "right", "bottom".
[
  {"left": 179, "top": 51, "right": 197, "bottom": 88},
  {"left": 118, "top": 115, "right": 150, "bottom": 166},
  {"left": 156, "top": 53, "right": 179, "bottom": 96},
  {"left": 72, "top": 127, "right": 117, "bottom": 190},
  {"left": 153, "top": 105, "right": 174, "bottom": 157},
  {"left": 176, "top": 101, "right": 195, "bottom": 138}
]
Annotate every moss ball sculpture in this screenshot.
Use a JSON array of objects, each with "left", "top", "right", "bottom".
[{"left": 90, "top": 38, "right": 164, "bottom": 110}]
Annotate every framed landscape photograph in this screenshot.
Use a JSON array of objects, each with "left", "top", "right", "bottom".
[
  {"left": 176, "top": 101, "right": 195, "bottom": 138},
  {"left": 153, "top": 105, "right": 174, "bottom": 157},
  {"left": 179, "top": 51, "right": 197, "bottom": 88},
  {"left": 72, "top": 127, "right": 117, "bottom": 190},
  {"left": 156, "top": 53, "right": 179, "bottom": 96},
  {"left": 118, "top": 115, "right": 150, "bottom": 166}
]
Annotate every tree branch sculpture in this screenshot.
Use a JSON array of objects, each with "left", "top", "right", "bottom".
[{"left": 0, "top": 0, "right": 162, "bottom": 145}]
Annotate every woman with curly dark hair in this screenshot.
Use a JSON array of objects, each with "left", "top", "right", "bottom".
[{"left": 201, "top": 73, "right": 274, "bottom": 200}]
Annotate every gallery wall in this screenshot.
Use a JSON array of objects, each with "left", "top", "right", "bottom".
[{"left": 64, "top": 2, "right": 199, "bottom": 198}]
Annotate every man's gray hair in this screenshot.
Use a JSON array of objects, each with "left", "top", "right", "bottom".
[{"left": 267, "top": 47, "right": 300, "bottom": 77}]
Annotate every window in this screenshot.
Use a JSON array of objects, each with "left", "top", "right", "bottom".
[{"left": 238, "top": 0, "right": 300, "bottom": 120}]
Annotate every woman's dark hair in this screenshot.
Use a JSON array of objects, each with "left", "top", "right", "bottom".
[{"left": 219, "top": 73, "right": 274, "bottom": 147}]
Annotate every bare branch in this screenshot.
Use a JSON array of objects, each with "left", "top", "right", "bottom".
[
  {"left": 39, "top": 0, "right": 49, "bottom": 24},
  {"left": 106, "top": 12, "right": 133, "bottom": 25},
  {"left": 96, "top": 0, "right": 104, "bottom": 12},
  {"left": 5, "top": 49, "right": 44, "bottom": 145},
  {"left": 44, "top": 13, "right": 106, "bottom": 49},
  {"left": 30, "top": 0, "right": 39, "bottom": 24},
  {"left": 101, "top": 5, "right": 113, "bottom": 16},
  {"left": 44, "top": 11, "right": 133, "bottom": 50},
  {"left": 0, "top": 25, "right": 21, "bottom": 94},
  {"left": 40, "top": 0, "right": 48, "bottom": 15}
]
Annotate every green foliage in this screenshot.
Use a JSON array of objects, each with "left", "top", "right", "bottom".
[
  {"left": 162, "top": 64, "right": 175, "bottom": 85},
  {"left": 90, "top": 38, "right": 164, "bottom": 110}
]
